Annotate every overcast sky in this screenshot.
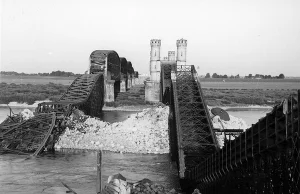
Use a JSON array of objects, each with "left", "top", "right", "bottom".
[{"left": 1, "top": 0, "right": 300, "bottom": 76}]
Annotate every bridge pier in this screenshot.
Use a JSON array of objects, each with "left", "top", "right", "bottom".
[
  {"left": 120, "top": 80, "right": 126, "bottom": 92},
  {"left": 128, "top": 78, "right": 132, "bottom": 89},
  {"left": 145, "top": 81, "right": 160, "bottom": 102},
  {"left": 105, "top": 80, "right": 115, "bottom": 102},
  {"left": 131, "top": 77, "right": 135, "bottom": 86},
  {"left": 135, "top": 78, "right": 140, "bottom": 85}
]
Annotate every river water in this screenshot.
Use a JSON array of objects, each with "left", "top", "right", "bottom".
[{"left": 0, "top": 106, "right": 272, "bottom": 193}]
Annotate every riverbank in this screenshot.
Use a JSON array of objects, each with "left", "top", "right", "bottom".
[
  {"left": 209, "top": 105, "right": 273, "bottom": 111},
  {"left": 103, "top": 105, "right": 156, "bottom": 111},
  {"left": 203, "top": 88, "right": 297, "bottom": 106},
  {"left": 1, "top": 82, "right": 296, "bottom": 107},
  {"left": 0, "top": 82, "right": 67, "bottom": 105}
]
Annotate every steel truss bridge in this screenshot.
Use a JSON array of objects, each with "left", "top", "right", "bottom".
[
  {"left": 0, "top": 56, "right": 299, "bottom": 193},
  {"left": 0, "top": 50, "right": 137, "bottom": 156},
  {"left": 162, "top": 64, "right": 300, "bottom": 194}
]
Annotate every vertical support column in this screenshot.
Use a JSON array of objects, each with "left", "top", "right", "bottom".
[
  {"left": 135, "top": 78, "right": 139, "bottom": 85},
  {"left": 120, "top": 80, "right": 126, "bottom": 92},
  {"left": 145, "top": 81, "right": 160, "bottom": 102},
  {"left": 128, "top": 77, "right": 132, "bottom": 89},
  {"left": 131, "top": 75, "right": 135, "bottom": 86},
  {"left": 105, "top": 80, "right": 115, "bottom": 102}
]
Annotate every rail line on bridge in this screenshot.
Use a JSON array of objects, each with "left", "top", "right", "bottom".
[{"left": 162, "top": 64, "right": 300, "bottom": 193}]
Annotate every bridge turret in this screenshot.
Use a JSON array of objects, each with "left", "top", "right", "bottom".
[
  {"left": 168, "top": 51, "right": 175, "bottom": 61},
  {"left": 150, "top": 39, "right": 161, "bottom": 82},
  {"left": 176, "top": 39, "right": 187, "bottom": 65},
  {"left": 150, "top": 39, "right": 161, "bottom": 61}
]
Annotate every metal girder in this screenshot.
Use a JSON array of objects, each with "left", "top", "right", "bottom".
[
  {"left": 0, "top": 113, "right": 57, "bottom": 156},
  {"left": 167, "top": 65, "right": 218, "bottom": 179},
  {"left": 1, "top": 73, "right": 106, "bottom": 156},
  {"left": 195, "top": 93, "right": 300, "bottom": 193},
  {"left": 163, "top": 63, "right": 300, "bottom": 193}
]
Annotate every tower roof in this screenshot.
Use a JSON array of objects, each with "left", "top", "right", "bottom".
[
  {"left": 150, "top": 39, "right": 161, "bottom": 46},
  {"left": 176, "top": 39, "right": 187, "bottom": 47}
]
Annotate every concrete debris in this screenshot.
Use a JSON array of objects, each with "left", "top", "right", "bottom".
[
  {"left": 18, "top": 105, "right": 249, "bottom": 151},
  {"left": 102, "top": 173, "right": 181, "bottom": 194},
  {"left": 20, "top": 109, "right": 35, "bottom": 120},
  {"left": 55, "top": 106, "right": 170, "bottom": 154}
]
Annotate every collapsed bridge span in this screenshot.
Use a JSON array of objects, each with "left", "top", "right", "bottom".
[
  {"left": 161, "top": 64, "right": 300, "bottom": 193},
  {"left": 0, "top": 50, "right": 138, "bottom": 156}
]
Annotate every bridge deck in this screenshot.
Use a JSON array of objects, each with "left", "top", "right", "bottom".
[{"left": 162, "top": 64, "right": 300, "bottom": 193}]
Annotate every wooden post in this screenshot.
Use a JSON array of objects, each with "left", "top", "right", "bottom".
[{"left": 96, "top": 150, "right": 102, "bottom": 194}]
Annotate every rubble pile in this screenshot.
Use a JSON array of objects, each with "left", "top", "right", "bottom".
[
  {"left": 101, "top": 173, "right": 181, "bottom": 194},
  {"left": 55, "top": 106, "right": 170, "bottom": 154},
  {"left": 20, "top": 109, "right": 35, "bottom": 120},
  {"left": 15, "top": 105, "right": 250, "bottom": 152}
]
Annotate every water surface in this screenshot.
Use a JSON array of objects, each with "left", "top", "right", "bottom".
[
  {"left": 0, "top": 107, "right": 138, "bottom": 124},
  {"left": 227, "top": 108, "right": 272, "bottom": 126},
  {"left": 0, "top": 150, "right": 180, "bottom": 194}
]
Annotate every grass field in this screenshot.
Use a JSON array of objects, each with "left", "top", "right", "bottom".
[
  {"left": 0, "top": 75, "right": 76, "bottom": 85},
  {"left": 199, "top": 78, "right": 300, "bottom": 89},
  {"left": 0, "top": 82, "right": 68, "bottom": 104},
  {"left": 0, "top": 75, "right": 299, "bottom": 106},
  {"left": 202, "top": 88, "right": 298, "bottom": 106},
  {"left": 200, "top": 78, "right": 300, "bottom": 82}
]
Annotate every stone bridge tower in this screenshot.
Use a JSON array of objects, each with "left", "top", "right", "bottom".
[
  {"left": 168, "top": 51, "right": 176, "bottom": 61},
  {"left": 176, "top": 39, "right": 187, "bottom": 66},
  {"left": 150, "top": 39, "right": 161, "bottom": 82},
  {"left": 145, "top": 38, "right": 187, "bottom": 103}
]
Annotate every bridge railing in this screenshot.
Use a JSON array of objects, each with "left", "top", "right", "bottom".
[
  {"left": 168, "top": 65, "right": 219, "bottom": 181},
  {"left": 190, "top": 65, "right": 219, "bottom": 149},
  {"left": 193, "top": 91, "right": 300, "bottom": 193}
]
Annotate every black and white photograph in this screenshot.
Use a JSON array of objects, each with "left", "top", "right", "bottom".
[{"left": 0, "top": 0, "right": 299, "bottom": 193}]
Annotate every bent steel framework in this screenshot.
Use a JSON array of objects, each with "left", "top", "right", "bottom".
[
  {"left": 89, "top": 50, "right": 121, "bottom": 80},
  {"left": 162, "top": 64, "right": 300, "bottom": 193},
  {"left": 0, "top": 50, "right": 138, "bottom": 156},
  {"left": 165, "top": 65, "right": 219, "bottom": 190}
]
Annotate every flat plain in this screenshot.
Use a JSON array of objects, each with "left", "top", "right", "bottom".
[
  {"left": 199, "top": 78, "right": 300, "bottom": 89},
  {"left": 1, "top": 75, "right": 299, "bottom": 106},
  {"left": 0, "top": 75, "right": 76, "bottom": 85}
]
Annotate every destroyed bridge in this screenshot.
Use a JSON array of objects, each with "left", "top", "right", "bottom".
[{"left": 0, "top": 50, "right": 299, "bottom": 193}]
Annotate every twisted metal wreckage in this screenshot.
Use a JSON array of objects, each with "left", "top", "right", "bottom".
[{"left": 0, "top": 50, "right": 138, "bottom": 156}]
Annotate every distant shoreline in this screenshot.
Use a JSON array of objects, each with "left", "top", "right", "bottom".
[{"left": 0, "top": 101, "right": 273, "bottom": 112}]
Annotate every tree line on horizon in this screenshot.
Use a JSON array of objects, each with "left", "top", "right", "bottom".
[
  {"left": 0, "top": 70, "right": 82, "bottom": 77},
  {"left": 205, "top": 73, "right": 285, "bottom": 79}
]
